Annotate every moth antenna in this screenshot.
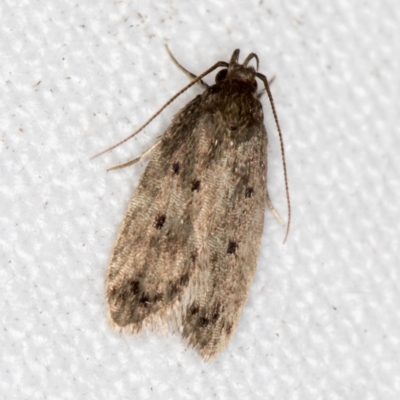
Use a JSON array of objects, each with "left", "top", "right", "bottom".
[
  {"left": 91, "top": 60, "right": 229, "bottom": 160},
  {"left": 107, "top": 140, "right": 161, "bottom": 171},
  {"left": 243, "top": 52, "right": 260, "bottom": 70},
  {"left": 256, "top": 72, "right": 291, "bottom": 243},
  {"left": 165, "top": 45, "right": 209, "bottom": 89},
  {"left": 256, "top": 76, "right": 275, "bottom": 99}
]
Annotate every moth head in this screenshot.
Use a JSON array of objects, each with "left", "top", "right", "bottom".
[{"left": 215, "top": 49, "right": 259, "bottom": 92}]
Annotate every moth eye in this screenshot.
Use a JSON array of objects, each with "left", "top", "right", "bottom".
[
  {"left": 191, "top": 180, "right": 201, "bottom": 192},
  {"left": 227, "top": 240, "right": 238, "bottom": 254},
  {"left": 245, "top": 187, "right": 254, "bottom": 198},
  {"left": 154, "top": 214, "right": 166, "bottom": 229},
  {"left": 215, "top": 69, "right": 228, "bottom": 83},
  {"left": 228, "top": 124, "right": 237, "bottom": 131}
]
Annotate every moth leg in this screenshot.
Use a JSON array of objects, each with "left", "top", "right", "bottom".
[
  {"left": 107, "top": 139, "right": 162, "bottom": 171},
  {"left": 165, "top": 45, "right": 209, "bottom": 89},
  {"left": 266, "top": 190, "right": 284, "bottom": 226}
]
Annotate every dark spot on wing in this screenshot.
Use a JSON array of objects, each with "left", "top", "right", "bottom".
[
  {"left": 139, "top": 293, "right": 150, "bottom": 307},
  {"left": 191, "top": 180, "right": 201, "bottom": 192},
  {"left": 189, "top": 304, "right": 199, "bottom": 316},
  {"left": 172, "top": 162, "right": 180, "bottom": 174},
  {"left": 179, "top": 272, "right": 189, "bottom": 286},
  {"left": 153, "top": 292, "right": 163, "bottom": 303},
  {"left": 154, "top": 214, "right": 166, "bottom": 230},
  {"left": 198, "top": 316, "right": 209, "bottom": 327},
  {"left": 167, "top": 281, "right": 179, "bottom": 299},
  {"left": 245, "top": 187, "right": 254, "bottom": 198},
  {"left": 128, "top": 280, "right": 140, "bottom": 295},
  {"left": 211, "top": 306, "right": 221, "bottom": 323},
  {"left": 227, "top": 240, "right": 238, "bottom": 254}
]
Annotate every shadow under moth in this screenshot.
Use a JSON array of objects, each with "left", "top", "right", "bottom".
[{"left": 99, "top": 49, "right": 290, "bottom": 360}]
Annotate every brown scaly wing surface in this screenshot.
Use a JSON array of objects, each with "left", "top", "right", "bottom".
[{"left": 106, "top": 78, "right": 268, "bottom": 360}]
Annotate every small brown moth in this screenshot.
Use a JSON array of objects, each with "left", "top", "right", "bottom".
[{"left": 99, "top": 49, "right": 290, "bottom": 360}]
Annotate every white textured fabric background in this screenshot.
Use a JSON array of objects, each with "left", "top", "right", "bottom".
[{"left": 1, "top": 1, "right": 399, "bottom": 399}]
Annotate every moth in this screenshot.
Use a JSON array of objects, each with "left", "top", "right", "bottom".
[{"left": 100, "top": 49, "right": 290, "bottom": 360}]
